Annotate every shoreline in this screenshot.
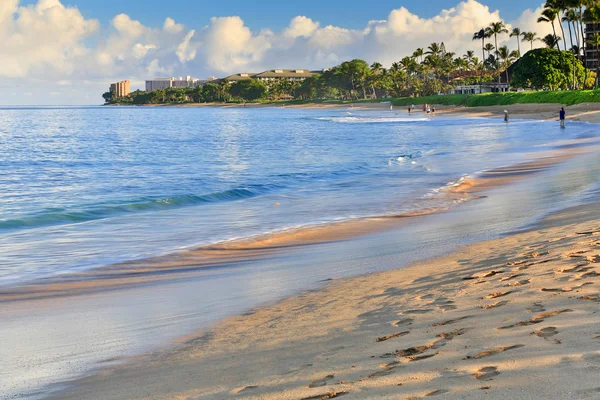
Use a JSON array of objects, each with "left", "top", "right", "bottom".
[
  {"left": 110, "top": 101, "right": 600, "bottom": 123},
  {"left": 2, "top": 138, "right": 599, "bottom": 303},
  {"left": 49, "top": 165, "right": 600, "bottom": 400}
]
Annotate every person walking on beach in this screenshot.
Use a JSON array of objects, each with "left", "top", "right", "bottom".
[
  {"left": 559, "top": 107, "right": 566, "bottom": 128},
  {"left": 504, "top": 110, "right": 509, "bottom": 123},
  {"left": 432, "top": 106, "right": 436, "bottom": 114},
  {"left": 408, "top": 106, "right": 411, "bottom": 114}
]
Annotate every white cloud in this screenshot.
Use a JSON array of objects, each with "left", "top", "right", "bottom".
[
  {"left": 163, "top": 17, "right": 184, "bottom": 34},
  {"left": 284, "top": 16, "right": 319, "bottom": 38},
  {"left": 176, "top": 30, "right": 197, "bottom": 62},
  {"left": 0, "top": 0, "right": 558, "bottom": 104}
]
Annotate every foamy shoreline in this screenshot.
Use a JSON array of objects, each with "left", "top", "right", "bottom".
[{"left": 49, "top": 161, "right": 600, "bottom": 400}]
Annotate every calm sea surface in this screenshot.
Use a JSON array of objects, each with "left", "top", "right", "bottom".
[{"left": 0, "top": 106, "right": 597, "bottom": 285}]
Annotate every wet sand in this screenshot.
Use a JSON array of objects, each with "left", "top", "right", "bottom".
[{"left": 48, "top": 177, "right": 600, "bottom": 400}]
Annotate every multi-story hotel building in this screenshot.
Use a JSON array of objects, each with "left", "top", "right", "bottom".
[
  {"left": 586, "top": 23, "right": 600, "bottom": 70},
  {"left": 110, "top": 80, "right": 131, "bottom": 98},
  {"left": 253, "top": 69, "right": 315, "bottom": 84},
  {"left": 145, "top": 76, "right": 207, "bottom": 92}
]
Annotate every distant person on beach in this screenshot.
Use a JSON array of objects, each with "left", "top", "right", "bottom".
[
  {"left": 390, "top": 105, "right": 393, "bottom": 111},
  {"left": 408, "top": 106, "right": 411, "bottom": 114},
  {"left": 504, "top": 110, "right": 509, "bottom": 123},
  {"left": 559, "top": 107, "right": 566, "bottom": 128},
  {"left": 432, "top": 106, "right": 436, "bottom": 114},
  {"left": 411, "top": 104, "right": 415, "bottom": 110},
  {"left": 422, "top": 104, "right": 427, "bottom": 112}
]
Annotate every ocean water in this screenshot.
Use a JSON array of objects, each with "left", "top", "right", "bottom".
[{"left": 0, "top": 106, "right": 597, "bottom": 285}]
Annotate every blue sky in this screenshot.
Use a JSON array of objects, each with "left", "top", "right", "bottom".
[
  {"left": 4, "top": 0, "right": 551, "bottom": 104},
  {"left": 22, "top": 0, "right": 542, "bottom": 30}
]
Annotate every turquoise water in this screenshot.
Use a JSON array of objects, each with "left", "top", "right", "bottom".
[{"left": 0, "top": 106, "right": 597, "bottom": 285}]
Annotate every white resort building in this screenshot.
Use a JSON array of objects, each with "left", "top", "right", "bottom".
[{"left": 145, "top": 76, "right": 209, "bottom": 92}]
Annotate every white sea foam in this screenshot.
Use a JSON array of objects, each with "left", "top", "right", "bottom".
[{"left": 315, "top": 116, "right": 429, "bottom": 124}]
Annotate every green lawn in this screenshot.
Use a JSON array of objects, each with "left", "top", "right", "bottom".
[{"left": 388, "top": 90, "right": 600, "bottom": 107}]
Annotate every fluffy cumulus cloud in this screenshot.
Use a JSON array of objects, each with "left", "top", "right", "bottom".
[{"left": 0, "top": 0, "right": 557, "bottom": 104}]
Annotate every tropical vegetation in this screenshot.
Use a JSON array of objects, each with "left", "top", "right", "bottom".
[{"left": 104, "top": 2, "right": 600, "bottom": 105}]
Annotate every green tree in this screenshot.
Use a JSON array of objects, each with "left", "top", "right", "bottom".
[
  {"left": 511, "top": 48, "right": 585, "bottom": 90},
  {"left": 228, "top": 79, "right": 268, "bottom": 101},
  {"left": 521, "top": 31, "right": 538, "bottom": 51},
  {"left": 488, "top": 22, "right": 509, "bottom": 83},
  {"left": 537, "top": 8, "right": 560, "bottom": 50},
  {"left": 510, "top": 27, "right": 522, "bottom": 57},
  {"left": 102, "top": 91, "right": 113, "bottom": 104}
]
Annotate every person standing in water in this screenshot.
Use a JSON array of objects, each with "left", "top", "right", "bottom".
[
  {"left": 504, "top": 110, "right": 509, "bottom": 123},
  {"left": 559, "top": 107, "right": 566, "bottom": 128}
]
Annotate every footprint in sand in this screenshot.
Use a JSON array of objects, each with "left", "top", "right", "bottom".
[
  {"left": 309, "top": 374, "right": 335, "bottom": 388},
  {"left": 474, "top": 366, "right": 500, "bottom": 381},
  {"left": 431, "top": 316, "right": 471, "bottom": 327},
  {"left": 481, "top": 300, "right": 508, "bottom": 309},
  {"left": 500, "top": 273, "right": 526, "bottom": 282},
  {"left": 425, "top": 389, "right": 449, "bottom": 396},
  {"left": 483, "top": 291, "right": 514, "bottom": 299},
  {"left": 532, "top": 327, "right": 559, "bottom": 338},
  {"left": 376, "top": 331, "right": 410, "bottom": 342},
  {"left": 466, "top": 345, "right": 524, "bottom": 359},
  {"left": 392, "top": 318, "right": 414, "bottom": 327},
  {"left": 527, "top": 302, "right": 546, "bottom": 313},
  {"left": 301, "top": 391, "right": 349, "bottom": 400},
  {"left": 532, "top": 309, "right": 573, "bottom": 321},
  {"left": 403, "top": 309, "right": 434, "bottom": 315},
  {"left": 586, "top": 255, "right": 600, "bottom": 263},
  {"left": 233, "top": 385, "right": 259, "bottom": 394},
  {"left": 497, "top": 320, "right": 543, "bottom": 330}
]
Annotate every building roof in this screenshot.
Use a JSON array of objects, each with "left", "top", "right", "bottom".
[
  {"left": 254, "top": 69, "right": 315, "bottom": 78},
  {"left": 223, "top": 73, "right": 258, "bottom": 81}
]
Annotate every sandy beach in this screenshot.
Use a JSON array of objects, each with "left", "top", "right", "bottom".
[
  {"left": 49, "top": 181, "right": 600, "bottom": 399},
  {"left": 4, "top": 104, "right": 600, "bottom": 400},
  {"left": 162, "top": 100, "right": 600, "bottom": 124}
]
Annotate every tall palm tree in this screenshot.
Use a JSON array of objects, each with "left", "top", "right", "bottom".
[
  {"left": 472, "top": 29, "right": 488, "bottom": 70},
  {"left": 521, "top": 31, "right": 538, "bottom": 50},
  {"left": 537, "top": 8, "right": 560, "bottom": 50},
  {"left": 484, "top": 43, "right": 496, "bottom": 58},
  {"left": 498, "top": 46, "right": 518, "bottom": 85},
  {"left": 412, "top": 48, "right": 424, "bottom": 64},
  {"left": 545, "top": 0, "right": 568, "bottom": 51},
  {"left": 369, "top": 62, "right": 383, "bottom": 98},
  {"left": 488, "top": 22, "right": 509, "bottom": 83},
  {"left": 510, "top": 27, "right": 522, "bottom": 57}
]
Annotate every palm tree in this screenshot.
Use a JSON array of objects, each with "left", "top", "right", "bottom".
[
  {"left": 369, "top": 62, "right": 383, "bottom": 98},
  {"left": 488, "top": 22, "right": 509, "bottom": 83},
  {"left": 537, "top": 8, "right": 560, "bottom": 50},
  {"left": 412, "top": 48, "right": 424, "bottom": 64},
  {"left": 484, "top": 43, "right": 496, "bottom": 58},
  {"left": 588, "top": 32, "right": 600, "bottom": 88},
  {"left": 510, "top": 27, "right": 522, "bottom": 57},
  {"left": 539, "top": 33, "right": 562, "bottom": 48},
  {"left": 521, "top": 31, "right": 538, "bottom": 50},
  {"left": 472, "top": 29, "right": 488, "bottom": 70},
  {"left": 545, "top": 0, "right": 568, "bottom": 50},
  {"left": 498, "top": 46, "right": 518, "bottom": 85}
]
